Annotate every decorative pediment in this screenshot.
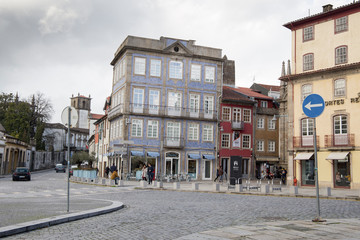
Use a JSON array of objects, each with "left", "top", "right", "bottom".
[{"left": 163, "top": 40, "right": 192, "bottom": 55}]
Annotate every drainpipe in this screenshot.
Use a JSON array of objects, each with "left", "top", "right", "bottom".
[{"left": 252, "top": 101, "right": 257, "bottom": 179}]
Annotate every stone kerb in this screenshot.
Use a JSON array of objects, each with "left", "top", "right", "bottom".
[
  {"left": 235, "top": 184, "right": 243, "bottom": 192},
  {"left": 260, "top": 184, "right": 270, "bottom": 194},
  {"left": 213, "top": 183, "right": 220, "bottom": 192},
  {"left": 173, "top": 182, "right": 180, "bottom": 190},
  {"left": 192, "top": 183, "right": 199, "bottom": 191},
  {"left": 321, "top": 187, "right": 331, "bottom": 196}
]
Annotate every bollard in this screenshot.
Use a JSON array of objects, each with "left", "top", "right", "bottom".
[
  {"left": 110, "top": 180, "right": 115, "bottom": 186},
  {"left": 118, "top": 180, "right": 124, "bottom": 187},
  {"left": 94, "top": 178, "right": 99, "bottom": 184},
  {"left": 140, "top": 180, "right": 147, "bottom": 188},
  {"left": 173, "top": 182, "right": 180, "bottom": 190},
  {"left": 101, "top": 178, "right": 106, "bottom": 185},
  {"left": 235, "top": 184, "right": 243, "bottom": 192},
  {"left": 260, "top": 184, "right": 270, "bottom": 194},
  {"left": 289, "top": 186, "right": 298, "bottom": 195},
  {"left": 192, "top": 183, "right": 199, "bottom": 191},
  {"left": 213, "top": 183, "right": 220, "bottom": 192},
  {"left": 322, "top": 187, "right": 331, "bottom": 196}
]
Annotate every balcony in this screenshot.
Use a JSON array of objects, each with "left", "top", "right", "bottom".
[
  {"left": 231, "top": 121, "right": 244, "bottom": 130},
  {"left": 163, "top": 137, "right": 185, "bottom": 148},
  {"left": 325, "top": 134, "right": 355, "bottom": 149},
  {"left": 293, "top": 136, "right": 319, "bottom": 148}
]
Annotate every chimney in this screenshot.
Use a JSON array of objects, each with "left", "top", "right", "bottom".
[{"left": 322, "top": 4, "right": 333, "bottom": 12}]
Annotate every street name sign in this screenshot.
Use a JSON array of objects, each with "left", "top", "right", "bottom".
[{"left": 302, "top": 94, "right": 325, "bottom": 118}]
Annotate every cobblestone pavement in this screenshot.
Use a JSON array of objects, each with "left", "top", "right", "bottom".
[{"left": 3, "top": 188, "right": 360, "bottom": 239}]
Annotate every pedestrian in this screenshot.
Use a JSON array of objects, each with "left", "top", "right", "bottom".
[
  {"left": 214, "top": 165, "right": 223, "bottom": 182},
  {"left": 110, "top": 164, "right": 116, "bottom": 173},
  {"left": 281, "top": 168, "right": 287, "bottom": 184},
  {"left": 110, "top": 169, "right": 120, "bottom": 185},
  {"left": 147, "top": 163, "right": 154, "bottom": 184},
  {"left": 105, "top": 166, "right": 110, "bottom": 178},
  {"left": 142, "top": 164, "right": 147, "bottom": 181}
]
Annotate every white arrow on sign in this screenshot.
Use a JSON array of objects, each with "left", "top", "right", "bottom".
[{"left": 305, "top": 102, "right": 323, "bottom": 111}]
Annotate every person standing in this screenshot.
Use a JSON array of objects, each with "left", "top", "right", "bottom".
[
  {"left": 147, "top": 163, "right": 154, "bottom": 185},
  {"left": 142, "top": 164, "right": 147, "bottom": 181},
  {"left": 281, "top": 168, "right": 287, "bottom": 184},
  {"left": 105, "top": 166, "right": 110, "bottom": 178}
]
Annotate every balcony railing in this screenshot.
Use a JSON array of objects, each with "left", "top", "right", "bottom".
[
  {"left": 231, "top": 121, "right": 244, "bottom": 130},
  {"left": 108, "top": 103, "right": 217, "bottom": 120},
  {"left": 325, "top": 134, "right": 355, "bottom": 148},
  {"left": 293, "top": 136, "right": 319, "bottom": 148},
  {"left": 163, "top": 137, "right": 185, "bottom": 148}
]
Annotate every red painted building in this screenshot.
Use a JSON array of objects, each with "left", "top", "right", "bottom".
[{"left": 219, "top": 86, "right": 256, "bottom": 179}]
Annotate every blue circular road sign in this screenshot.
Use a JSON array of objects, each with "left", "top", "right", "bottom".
[{"left": 302, "top": 94, "right": 325, "bottom": 118}]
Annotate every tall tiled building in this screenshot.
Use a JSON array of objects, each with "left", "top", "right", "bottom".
[
  {"left": 107, "top": 36, "right": 225, "bottom": 180},
  {"left": 280, "top": 2, "right": 360, "bottom": 189}
]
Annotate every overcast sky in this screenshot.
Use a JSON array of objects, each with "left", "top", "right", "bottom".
[{"left": 0, "top": 0, "right": 352, "bottom": 123}]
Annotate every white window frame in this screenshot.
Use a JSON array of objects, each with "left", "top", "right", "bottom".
[
  {"left": 233, "top": 108, "right": 241, "bottom": 122},
  {"left": 257, "top": 140, "right": 264, "bottom": 151},
  {"left": 147, "top": 120, "right": 158, "bottom": 138},
  {"left": 334, "top": 115, "right": 347, "bottom": 135},
  {"left": 134, "top": 57, "right": 146, "bottom": 75},
  {"left": 167, "top": 122, "right": 181, "bottom": 139},
  {"left": 150, "top": 59, "right": 161, "bottom": 77},
  {"left": 190, "top": 64, "right": 201, "bottom": 81},
  {"left": 242, "top": 135, "right": 251, "bottom": 149},
  {"left": 222, "top": 107, "right": 231, "bottom": 121},
  {"left": 189, "top": 94, "right": 200, "bottom": 114},
  {"left": 149, "top": 89, "right": 160, "bottom": 112},
  {"left": 334, "top": 79, "right": 346, "bottom": 97},
  {"left": 205, "top": 66, "right": 215, "bottom": 83},
  {"left": 302, "top": 84, "right": 312, "bottom": 101},
  {"left": 221, "top": 133, "right": 230, "bottom": 148},
  {"left": 133, "top": 88, "right": 144, "bottom": 111},
  {"left": 302, "top": 118, "right": 314, "bottom": 136},
  {"left": 260, "top": 101, "right": 268, "bottom": 108},
  {"left": 268, "top": 118, "right": 276, "bottom": 130},
  {"left": 243, "top": 109, "right": 251, "bottom": 123},
  {"left": 188, "top": 123, "right": 199, "bottom": 141},
  {"left": 131, "top": 119, "right": 143, "bottom": 137},
  {"left": 268, "top": 141, "right": 275, "bottom": 152},
  {"left": 168, "top": 91, "right": 182, "bottom": 116},
  {"left": 169, "top": 60, "right": 183, "bottom": 79},
  {"left": 204, "top": 95, "right": 214, "bottom": 115},
  {"left": 203, "top": 124, "right": 213, "bottom": 142},
  {"left": 257, "top": 118, "right": 264, "bottom": 129}
]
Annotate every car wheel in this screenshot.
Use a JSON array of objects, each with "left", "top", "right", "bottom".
[{"left": 56, "top": 170, "right": 58, "bottom": 173}]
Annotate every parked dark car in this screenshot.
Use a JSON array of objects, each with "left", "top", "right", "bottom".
[
  {"left": 12, "top": 167, "right": 31, "bottom": 181},
  {"left": 55, "top": 164, "right": 66, "bottom": 173}
]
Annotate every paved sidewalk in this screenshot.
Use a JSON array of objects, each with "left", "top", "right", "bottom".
[{"left": 176, "top": 218, "right": 360, "bottom": 239}]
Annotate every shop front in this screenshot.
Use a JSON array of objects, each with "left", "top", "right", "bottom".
[
  {"left": 294, "top": 152, "right": 315, "bottom": 186},
  {"left": 326, "top": 152, "right": 350, "bottom": 188},
  {"left": 187, "top": 153, "right": 200, "bottom": 180}
]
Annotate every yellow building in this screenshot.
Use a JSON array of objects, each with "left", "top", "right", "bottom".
[{"left": 280, "top": 2, "right": 360, "bottom": 189}]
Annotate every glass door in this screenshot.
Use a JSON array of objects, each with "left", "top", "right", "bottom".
[{"left": 203, "top": 160, "right": 212, "bottom": 180}]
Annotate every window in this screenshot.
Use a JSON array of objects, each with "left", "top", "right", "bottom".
[
  {"left": 302, "top": 84, "right": 312, "bottom": 101},
  {"left": 191, "top": 64, "right": 201, "bottom": 81},
  {"left": 335, "top": 16, "right": 348, "bottom": 33},
  {"left": 222, "top": 107, "right": 231, "bottom": 121},
  {"left": 257, "top": 118, "right": 264, "bottom": 129},
  {"left": 119, "top": 120, "right": 123, "bottom": 137},
  {"left": 131, "top": 119, "right": 143, "bottom": 137},
  {"left": 188, "top": 123, "right": 199, "bottom": 141},
  {"left": 233, "top": 131, "right": 241, "bottom": 148},
  {"left": 204, "top": 95, "right": 214, "bottom": 114},
  {"left": 260, "top": 101, "right": 268, "bottom": 108},
  {"left": 150, "top": 59, "right": 161, "bottom": 77},
  {"left": 334, "top": 79, "right": 346, "bottom": 97},
  {"left": 133, "top": 88, "right": 144, "bottom": 108},
  {"left": 149, "top": 90, "right": 160, "bottom": 110},
  {"left": 268, "top": 118, "right": 276, "bottom": 130},
  {"left": 167, "top": 122, "right": 181, "bottom": 139},
  {"left": 205, "top": 66, "right": 215, "bottom": 83},
  {"left": 203, "top": 124, "right": 213, "bottom": 142},
  {"left": 147, "top": 120, "right": 158, "bottom": 138},
  {"left": 169, "top": 61, "right": 183, "bottom": 79},
  {"left": 268, "top": 141, "right": 275, "bottom": 152},
  {"left": 168, "top": 92, "right": 182, "bottom": 112},
  {"left": 257, "top": 140, "right": 264, "bottom": 151},
  {"left": 303, "top": 53, "right": 314, "bottom": 71},
  {"left": 233, "top": 108, "right": 241, "bottom": 122},
  {"left": 242, "top": 135, "right": 251, "bottom": 149},
  {"left": 243, "top": 109, "right": 251, "bottom": 123},
  {"left": 303, "top": 26, "right": 314, "bottom": 41},
  {"left": 221, "top": 134, "right": 230, "bottom": 148},
  {"left": 134, "top": 57, "right": 146, "bottom": 75},
  {"left": 334, "top": 115, "right": 347, "bottom": 135},
  {"left": 335, "top": 46, "right": 347, "bottom": 65},
  {"left": 189, "top": 94, "right": 200, "bottom": 113},
  {"left": 302, "top": 118, "right": 314, "bottom": 136}
]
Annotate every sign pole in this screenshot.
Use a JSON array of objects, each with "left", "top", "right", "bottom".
[
  {"left": 67, "top": 107, "right": 71, "bottom": 213},
  {"left": 313, "top": 118, "right": 321, "bottom": 220}
]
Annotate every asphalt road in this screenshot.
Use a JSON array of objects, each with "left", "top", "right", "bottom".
[{"left": 1, "top": 170, "right": 360, "bottom": 239}]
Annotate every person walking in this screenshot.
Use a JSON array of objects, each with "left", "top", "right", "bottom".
[
  {"left": 281, "top": 168, "right": 287, "bottom": 184},
  {"left": 147, "top": 163, "right": 154, "bottom": 185},
  {"left": 105, "top": 166, "right": 110, "bottom": 178},
  {"left": 142, "top": 164, "right": 147, "bottom": 181},
  {"left": 214, "top": 165, "right": 223, "bottom": 182}
]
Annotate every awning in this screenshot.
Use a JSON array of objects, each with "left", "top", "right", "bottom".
[
  {"left": 256, "top": 157, "right": 279, "bottom": 162},
  {"left": 294, "top": 152, "right": 314, "bottom": 160},
  {"left": 188, "top": 154, "right": 201, "bottom": 159},
  {"left": 131, "top": 151, "right": 144, "bottom": 157},
  {"left": 202, "top": 154, "right": 215, "bottom": 160},
  {"left": 326, "top": 152, "right": 349, "bottom": 160},
  {"left": 147, "top": 152, "right": 160, "bottom": 158}
]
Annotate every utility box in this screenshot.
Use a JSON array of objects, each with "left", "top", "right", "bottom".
[{"left": 230, "top": 156, "right": 242, "bottom": 185}]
